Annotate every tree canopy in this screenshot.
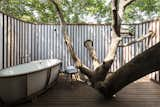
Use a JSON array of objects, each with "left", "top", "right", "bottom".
[{"left": 0, "top": 0, "right": 159, "bottom": 23}]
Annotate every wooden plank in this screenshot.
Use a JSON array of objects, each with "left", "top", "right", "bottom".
[{"left": 17, "top": 76, "right": 160, "bottom": 107}]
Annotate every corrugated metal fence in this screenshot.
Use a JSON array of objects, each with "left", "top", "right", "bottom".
[
  {"left": 0, "top": 12, "right": 160, "bottom": 82},
  {"left": 0, "top": 12, "right": 112, "bottom": 70}
]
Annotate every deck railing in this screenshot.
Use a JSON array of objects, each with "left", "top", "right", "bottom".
[{"left": 0, "top": 12, "right": 159, "bottom": 82}]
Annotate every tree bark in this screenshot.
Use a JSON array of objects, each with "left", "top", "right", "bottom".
[
  {"left": 84, "top": 40, "right": 100, "bottom": 70},
  {"left": 93, "top": 0, "right": 123, "bottom": 82},
  {"left": 50, "top": 0, "right": 160, "bottom": 99},
  {"left": 50, "top": 0, "right": 93, "bottom": 78},
  {"left": 119, "top": 31, "right": 155, "bottom": 47},
  {"left": 97, "top": 41, "right": 160, "bottom": 97}
]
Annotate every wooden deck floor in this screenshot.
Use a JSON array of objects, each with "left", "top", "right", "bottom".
[{"left": 18, "top": 75, "right": 160, "bottom": 107}]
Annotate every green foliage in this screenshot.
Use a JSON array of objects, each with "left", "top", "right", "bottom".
[
  {"left": 0, "top": 0, "right": 159, "bottom": 23},
  {"left": 124, "top": 0, "right": 160, "bottom": 23},
  {"left": 59, "top": 0, "right": 109, "bottom": 23},
  {"left": 0, "top": 0, "right": 109, "bottom": 23},
  {"left": 0, "top": 0, "right": 58, "bottom": 23}
]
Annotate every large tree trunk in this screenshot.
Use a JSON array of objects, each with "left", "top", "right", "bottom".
[
  {"left": 50, "top": 0, "right": 159, "bottom": 99},
  {"left": 96, "top": 41, "right": 160, "bottom": 97}
]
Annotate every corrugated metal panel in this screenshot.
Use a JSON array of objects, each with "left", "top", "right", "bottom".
[
  {"left": 0, "top": 12, "right": 160, "bottom": 82},
  {"left": 3, "top": 15, "right": 7, "bottom": 68},
  {"left": 7, "top": 16, "right": 11, "bottom": 67},
  {"left": 0, "top": 13, "right": 3, "bottom": 70},
  {"left": 16, "top": 19, "right": 20, "bottom": 65}
]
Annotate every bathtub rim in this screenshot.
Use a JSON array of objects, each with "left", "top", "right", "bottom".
[{"left": 0, "top": 59, "right": 62, "bottom": 78}]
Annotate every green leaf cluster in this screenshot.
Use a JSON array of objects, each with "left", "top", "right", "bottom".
[{"left": 0, "top": 0, "right": 160, "bottom": 23}]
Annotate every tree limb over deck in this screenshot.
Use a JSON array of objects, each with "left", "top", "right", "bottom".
[
  {"left": 50, "top": 0, "right": 93, "bottom": 77},
  {"left": 119, "top": 31, "right": 156, "bottom": 47},
  {"left": 50, "top": 0, "right": 160, "bottom": 98}
]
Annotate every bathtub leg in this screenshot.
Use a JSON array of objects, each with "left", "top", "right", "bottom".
[
  {"left": 31, "top": 96, "right": 38, "bottom": 103},
  {"left": 65, "top": 73, "right": 69, "bottom": 83},
  {"left": 0, "top": 101, "right": 7, "bottom": 107},
  {"left": 0, "top": 103, "right": 8, "bottom": 107},
  {"left": 0, "top": 97, "right": 5, "bottom": 106},
  {"left": 0, "top": 101, "right": 3, "bottom": 105}
]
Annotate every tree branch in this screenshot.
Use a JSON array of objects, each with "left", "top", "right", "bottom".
[
  {"left": 123, "top": 0, "right": 136, "bottom": 9},
  {"left": 49, "top": 0, "right": 65, "bottom": 25},
  {"left": 104, "top": 37, "right": 122, "bottom": 63},
  {"left": 95, "top": 0, "right": 135, "bottom": 84},
  {"left": 111, "top": 0, "right": 120, "bottom": 36},
  {"left": 91, "top": 60, "right": 113, "bottom": 87},
  {"left": 50, "top": 0, "right": 92, "bottom": 77},
  {"left": 119, "top": 31, "right": 155, "bottom": 47},
  {"left": 91, "top": 0, "right": 122, "bottom": 85},
  {"left": 84, "top": 40, "right": 100, "bottom": 70},
  {"left": 50, "top": 0, "right": 80, "bottom": 63},
  {"left": 97, "top": 41, "right": 160, "bottom": 97},
  {"left": 119, "top": 0, "right": 136, "bottom": 20},
  {"left": 78, "top": 65, "right": 93, "bottom": 78},
  {"left": 120, "top": 32, "right": 133, "bottom": 36},
  {"left": 104, "top": 0, "right": 121, "bottom": 63},
  {"left": 103, "top": 0, "right": 136, "bottom": 63}
]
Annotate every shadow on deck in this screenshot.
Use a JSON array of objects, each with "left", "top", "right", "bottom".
[{"left": 18, "top": 75, "right": 160, "bottom": 107}]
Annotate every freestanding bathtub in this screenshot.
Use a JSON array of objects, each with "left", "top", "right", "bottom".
[{"left": 0, "top": 59, "right": 62, "bottom": 104}]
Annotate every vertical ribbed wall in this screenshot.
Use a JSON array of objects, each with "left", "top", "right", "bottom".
[
  {"left": 0, "top": 12, "right": 112, "bottom": 70},
  {"left": 0, "top": 12, "right": 160, "bottom": 82}
]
